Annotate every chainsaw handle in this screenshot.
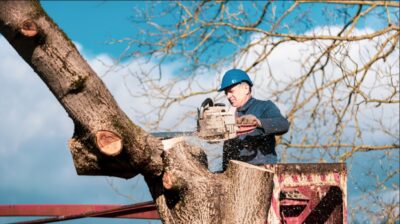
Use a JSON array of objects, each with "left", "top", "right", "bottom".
[
  {"left": 198, "top": 98, "right": 213, "bottom": 123},
  {"left": 201, "top": 98, "right": 214, "bottom": 108},
  {"left": 199, "top": 98, "right": 213, "bottom": 120},
  {"left": 237, "top": 124, "right": 258, "bottom": 136}
]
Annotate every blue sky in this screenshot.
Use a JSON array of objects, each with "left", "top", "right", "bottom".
[
  {"left": 39, "top": 1, "right": 393, "bottom": 61},
  {"left": 0, "top": 1, "right": 399, "bottom": 223},
  {"left": 41, "top": 1, "right": 137, "bottom": 58}
]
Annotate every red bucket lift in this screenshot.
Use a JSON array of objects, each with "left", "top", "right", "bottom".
[{"left": 265, "top": 163, "right": 347, "bottom": 224}]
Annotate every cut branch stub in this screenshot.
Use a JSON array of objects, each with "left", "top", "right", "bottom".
[
  {"left": 20, "top": 19, "right": 37, "bottom": 37},
  {"left": 95, "top": 130, "right": 122, "bottom": 156},
  {"left": 162, "top": 171, "right": 173, "bottom": 190}
]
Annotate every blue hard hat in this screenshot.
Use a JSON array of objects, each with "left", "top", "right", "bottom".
[{"left": 218, "top": 69, "right": 253, "bottom": 91}]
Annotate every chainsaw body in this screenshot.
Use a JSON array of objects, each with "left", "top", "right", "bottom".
[{"left": 197, "top": 98, "right": 238, "bottom": 142}]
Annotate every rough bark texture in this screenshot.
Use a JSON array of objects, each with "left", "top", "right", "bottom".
[
  {"left": 0, "top": 1, "right": 275, "bottom": 223},
  {"left": 0, "top": 0, "right": 163, "bottom": 178},
  {"left": 147, "top": 139, "right": 274, "bottom": 223}
]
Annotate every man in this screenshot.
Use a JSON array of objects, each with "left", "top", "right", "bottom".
[{"left": 219, "top": 69, "right": 289, "bottom": 170}]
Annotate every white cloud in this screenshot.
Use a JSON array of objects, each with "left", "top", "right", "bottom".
[
  {"left": 238, "top": 27, "right": 399, "bottom": 146},
  {"left": 0, "top": 37, "right": 73, "bottom": 155}
]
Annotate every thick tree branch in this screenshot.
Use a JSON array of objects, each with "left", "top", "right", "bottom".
[{"left": 0, "top": 0, "right": 164, "bottom": 178}]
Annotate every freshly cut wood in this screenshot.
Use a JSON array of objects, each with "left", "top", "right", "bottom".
[{"left": 95, "top": 130, "right": 122, "bottom": 156}]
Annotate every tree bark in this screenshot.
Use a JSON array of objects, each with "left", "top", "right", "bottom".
[
  {"left": 0, "top": 1, "right": 275, "bottom": 223},
  {"left": 0, "top": 0, "right": 163, "bottom": 178},
  {"left": 147, "top": 139, "right": 274, "bottom": 223}
]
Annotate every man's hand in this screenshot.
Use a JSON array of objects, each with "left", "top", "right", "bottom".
[{"left": 236, "top": 115, "right": 261, "bottom": 135}]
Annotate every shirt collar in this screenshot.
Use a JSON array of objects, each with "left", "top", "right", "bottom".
[{"left": 237, "top": 97, "right": 255, "bottom": 113}]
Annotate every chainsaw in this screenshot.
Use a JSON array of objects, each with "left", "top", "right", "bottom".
[
  {"left": 196, "top": 98, "right": 238, "bottom": 142},
  {"left": 152, "top": 98, "right": 238, "bottom": 142}
]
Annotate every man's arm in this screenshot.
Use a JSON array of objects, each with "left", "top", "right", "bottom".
[
  {"left": 259, "top": 101, "right": 289, "bottom": 135},
  {"left": 236, "top": 101, "right": 289, "bottom": 136}
]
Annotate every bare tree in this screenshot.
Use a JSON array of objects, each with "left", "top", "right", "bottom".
[
  {"left": 112, "top": 1, "right": 399, "bottom": 222},
  {"left": 0, "top": 1, "right": 276, "bottom": 223}
]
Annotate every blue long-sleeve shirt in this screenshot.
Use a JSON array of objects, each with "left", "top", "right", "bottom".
[{"left": 222, "top": 97, "right": 289, "bottom": 169}]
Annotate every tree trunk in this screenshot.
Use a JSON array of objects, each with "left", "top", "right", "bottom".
[
  {"left": 0, "top": 1, "right": 274, "bottom": 223},
  {"left": 147, "top": 139, "right": 274, "bottom": 223}
]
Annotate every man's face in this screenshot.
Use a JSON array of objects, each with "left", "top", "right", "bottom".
[{"left": 224, "top": 82, "right": 251, "bottom": 108}]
